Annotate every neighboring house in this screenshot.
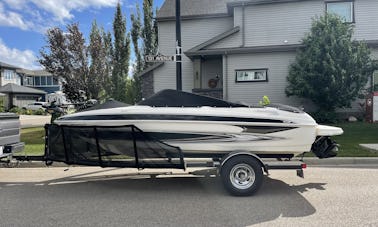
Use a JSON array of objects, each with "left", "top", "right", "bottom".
[
  {"left": 0, "top": 83, "right": 47, "bottom": 110},
  {"left": 0, "top": 61, "right": 62, "bottom": 109},
  {"left": 16, "top": 69, "right": 62, "bottom": 94},
  {"left": 141, "top": 0, "right": 378, "bottom": 112},
  {"left": 0, "top": 62, "right": 22, "bottom": 87}
]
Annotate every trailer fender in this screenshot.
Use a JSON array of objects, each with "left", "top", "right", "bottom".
[{"left": 220, "top": 151, "right": 267, "bottom": 173}]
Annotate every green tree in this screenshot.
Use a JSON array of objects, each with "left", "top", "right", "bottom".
[
  {"left": 112, "top": 2, "right": 130, "bottom": 102},
  {"left": 39, "top": 23, "right": 89, "bottom": 102},
  {"left": 102, "top": 30, "right": 113, "bottom": 97},
  {"left": 286, "top": 14, "right": 374, "bottom": 114},
  {"left": 130, "top": 4, "right": 143, "bottom": 102},
  {"left": 142, "top": 0, "right": 157, "bottom": 68},
  {"left": 131, "top": 4, "right": 143, "bottom": 74},
  {"left": 88, "top": 20, "right": 107, "bottom": 99}
]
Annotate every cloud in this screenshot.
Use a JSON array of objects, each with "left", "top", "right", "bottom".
[
  {"left": 0, "top": 39, "right": 40, "bottom": 69},
  {"left": 1, "top": 0, "right": 120, "bottom": 32},
  {"left": 0, "top": 2, "right": 29, "bottom": 30}
]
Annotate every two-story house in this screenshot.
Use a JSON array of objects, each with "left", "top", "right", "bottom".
[
  {"left": 0, "top": 61, "right": 63, "bottom": 109},
  {"left": 141, "top": 0, "right": 378, "bottom": 112}
]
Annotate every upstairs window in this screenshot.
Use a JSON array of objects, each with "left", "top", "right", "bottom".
[
  {"left": 4, "top": 70, "right": 14, "bottom": 80},
  {"left": 326, "top": 1, "right": 354, "bottom": 23}
]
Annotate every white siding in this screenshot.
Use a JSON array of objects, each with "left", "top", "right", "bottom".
[
  {"left": 225, "top": 52, "right": 312, "bottom": 109},
  {"left": 243, "top": 1, "right": 323, "bottom": 47},
  {"left": 1, "top": 69, "right": 21, "bottom": 86},
  {"left": 154, "top": 17, "right": 233, "bottom": 92},
  {"left": 354, "top": 0, "right": 378, "bottom": 41}
]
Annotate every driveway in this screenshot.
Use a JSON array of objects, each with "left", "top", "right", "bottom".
[{"left": 0, "top": 167, "right": 377, "bottom": 226}]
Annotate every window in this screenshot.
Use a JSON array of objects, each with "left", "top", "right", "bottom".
[
  {"left": 46, "top": 76, "right": 52, "bottom": 85},
  {"left": 4, "top": 70, "right": 14, "bottom": 80},
  {"left": 326, "top": 1, "right": 354, "bottom": 23},
  {"left": 235, "top": 69, "right": 268, "bottom": 82},
  {"left": 41, "top": 76, "right": 46, "bottom": 85},
  {"left": 373, "top": 70, "right": 378, "bottom": 92},
  {"left": 24, "top": 76, "right": 33, "bottom": 86},
  {"left": 34, "top": 76, "right": 40, "bottom": 86}
]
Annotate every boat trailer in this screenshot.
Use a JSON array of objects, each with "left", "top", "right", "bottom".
[{"left": 3, "top": 124, "right": 307, "bottom": 196}]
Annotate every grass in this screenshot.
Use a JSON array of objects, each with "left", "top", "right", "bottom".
[
  {"left": 16, "top": 127, "right": 45, "bottom": 156},
  {"left": 332, "top": 122, "right": 378, "bottom": 157},
  {"left": 15, "top": 122, "right": 378, "bottom": 157}
]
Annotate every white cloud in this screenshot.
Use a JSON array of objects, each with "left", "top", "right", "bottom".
[
  {"left": 0, "top": 2, "right": 29, "bottom": 30},
  {"left": 0, "top": 39, "right": 40, "bottom": 69},
  {"left": 1, "top": 0, "right": 120, "bottom": 32},
  {"left": 7, "top": 0, "right": 119, "bottom": 22}
]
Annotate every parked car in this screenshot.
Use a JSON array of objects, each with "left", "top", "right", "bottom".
[{"left": 22, "top": 102, "right": 48, "bottom": 111}]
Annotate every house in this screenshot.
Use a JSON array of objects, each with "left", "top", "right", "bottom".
[
  {"left": 0, "top": 61, "right": 62, "bottom": 109},
  {"left": 0, "top": 62, "right": 22, "bottom": 87},
  {"left": 16, "top": 69, "right": 62, "bottom": 94},
  {"left": 141, "top": 0, "right": 378, "bottom": 112},
  {"left": 0, "top": 83, "right": 47, "bottom": 110}
]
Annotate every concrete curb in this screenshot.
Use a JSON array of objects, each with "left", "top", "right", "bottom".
[
  {"left": 4, "top": 157, "right": 378, "bottom": 168},
  {"left": 295, "top": 157, "right": 378, "bottom": 166}
]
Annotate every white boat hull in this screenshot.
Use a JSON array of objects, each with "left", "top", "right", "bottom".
[{"left": 55, "top": 106, "right": 343, "bottom": 158}]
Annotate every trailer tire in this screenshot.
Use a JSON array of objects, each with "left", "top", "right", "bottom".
[{"left": 221, "top": 155, "right": 263, "bottom": 196}]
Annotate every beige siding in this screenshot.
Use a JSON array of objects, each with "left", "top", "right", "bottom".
[
  {"left": 225, "top": 52, "right": 312, "bottom": 110},
  {"left": 243, "top": 1, "right": 323, "bottom": 47},
  {"left": 354, "top": 0, "right": 378, "bottom": 41},
  {"left": 154, "top": 17, "right": 233, "bottom": 93}
]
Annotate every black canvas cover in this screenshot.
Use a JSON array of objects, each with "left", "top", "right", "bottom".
[
  {"left": 45, "top": 124, "right": 185, "bottom": 169},
  {"left": 85, "top": 99, "right": 130, "bottom": 111},
  {"left": 138, "top": 89, "right": 247, "bottom": 107}
]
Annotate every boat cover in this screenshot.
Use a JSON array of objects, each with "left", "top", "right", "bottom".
[
  {"left": 45, "top": 124, "right": 185, "bottom": 169},
  {"left": 138, "top": 89, "right": 247, "bottom": 107}
]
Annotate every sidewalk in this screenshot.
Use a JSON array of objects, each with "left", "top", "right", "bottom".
[{"left": 19, "top": 115, "right": 51, "bottom": 128}]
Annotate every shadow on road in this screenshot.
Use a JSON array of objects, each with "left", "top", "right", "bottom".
[{"left": 0, "top": 172, "right": 325, "bottom": 226}]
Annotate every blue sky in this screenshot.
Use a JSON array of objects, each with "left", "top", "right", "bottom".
[{"left": 0, "top": 0, "right": 164, "bottom": 70}]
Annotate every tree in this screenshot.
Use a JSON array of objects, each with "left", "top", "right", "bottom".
[
  {"left": 88, "top": 20, "right": 107, "bottom": 99},
  {"left": 130, "top": 4, "right": 143, "bottom": 102},
  {"left": 142, "top": 0, "right": 157, "bottom": 68},
  {"left": 39, "top": 23, "right": 89, "bottom": 102},
  {"left": 102, "top": 30, "right": 113, "bottom": 97},
  {"left": 286, "top": 14, "right": 374, "bottom": 114},
  {"left": 112, "top": 2, "right": 130, "bottom": 102},
  {"left": 131, "top": 4, "right": 143, "bottom": 74}
]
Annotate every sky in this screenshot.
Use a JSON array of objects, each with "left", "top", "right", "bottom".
[{"left": 0, "top": 0, "right": 164, "bottom": 70}]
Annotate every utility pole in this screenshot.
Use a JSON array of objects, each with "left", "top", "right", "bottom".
[{"left": 175, "top": 0, "right": 182, "bottom": 91}]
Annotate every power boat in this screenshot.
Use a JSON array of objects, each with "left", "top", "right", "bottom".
[
  {"left": 45, "top": 89, "right": 343, "bottom": 196},
  {"left": 52, "top": 89, "right": 343, "bottom": 160}
]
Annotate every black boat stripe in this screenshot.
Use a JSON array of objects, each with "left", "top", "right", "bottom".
[{"left": 61, "top": 114, "right": 284, "bottom": 123}]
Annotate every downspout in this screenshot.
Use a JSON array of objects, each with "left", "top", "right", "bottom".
[
  {"left": 242, "top": 3, "right": 245, "bottom": 47},
  {"left": 223, "top": 54, "right": 228, "bottom": 100}
]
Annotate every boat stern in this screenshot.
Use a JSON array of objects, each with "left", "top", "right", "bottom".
[{"left": 311, "top": 125, "right": 343, "bottom": 158}]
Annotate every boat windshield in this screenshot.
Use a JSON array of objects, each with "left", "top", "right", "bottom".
[{"left": 138, "top": 89, "right": 247, "bottom": 107}]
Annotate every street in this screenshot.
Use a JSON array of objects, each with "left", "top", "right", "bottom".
[{"left": 0, "top": 166, "right": 377, "bottom": 227}]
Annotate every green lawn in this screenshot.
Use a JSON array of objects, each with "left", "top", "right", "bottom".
[
  {"left": 16, "top": 127, "right": 45, "bottom": 156},
  {"left": 15, "top": 122, "right": 378, "bottom": 157},
  {"left": 332, "top": 122, "right": 378, "bottom": 157}
]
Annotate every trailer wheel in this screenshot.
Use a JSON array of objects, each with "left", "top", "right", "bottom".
[{"left": 221, "top": 155, "right": 263, "bottom": 196}]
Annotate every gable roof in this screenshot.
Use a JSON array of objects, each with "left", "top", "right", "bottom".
[
  {"left": 186, "top": 26, "right": 240, "bottom": 53},
  {"left": 157, "top": 0, "right": 314, "bottom": 21},
  {"left": 0, "top": 61, "right": 19, "bottom": 69},
  {"left": 16, "top": 68, "right": 52, "bottom": 76},
  {"left": 0, "top": 83, "right": 47, "bottom": 94},
  {"left": 157, "top": 0, "right": 239, "bottom": 21}
]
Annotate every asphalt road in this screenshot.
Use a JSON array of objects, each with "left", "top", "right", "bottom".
[{"left": 0, "top": 167, "right": 377, "bottom": 227}]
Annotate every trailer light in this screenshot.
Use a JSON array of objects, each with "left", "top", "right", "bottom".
[{"left": 301, "top": 163, "right": 307, "bottom": 169}]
